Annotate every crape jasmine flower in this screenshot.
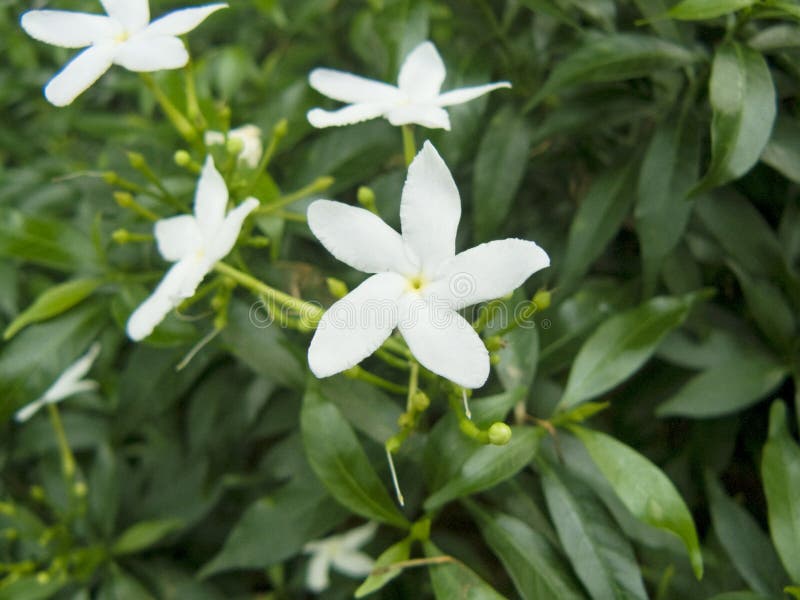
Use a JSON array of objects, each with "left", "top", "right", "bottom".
[{"left": 303, "top": 522, "right": 377, "bottom": 593}]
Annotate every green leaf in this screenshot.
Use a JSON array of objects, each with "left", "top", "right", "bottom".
[
  {"left": 558, "top": 163, "right": 636, "bottom": 294},
  {"left": 707, "top": 593, "right": 773, "bottom": 600},
  {"left": 465, "top": 501, "right": 585, "bottom": 600},
  {"left": 424, "top": 428, "right": 542, "bottom": 511},
  {"left": 694, "top": 42, "right": 776, "bottom": 193},
  {"left": 559, "top": 294, "right": 697, "bottom": 409},
  {"left": 657, "top": 353, "right": 787, "bottom": 418},
  {"left": 97, "top": 566, "right": 155, "bottom": 600},
  {"left": 519, "top": 0, "right": 580, "bottom": 28},
  {"left": 320, "top": 376, "right": 403, "bottom": 444},
  {"left": 300, "top": 386, "right": 408, "bottom": 528},
  {"left": 761, "top": 401, "right": 800, "bottom": 583},
  {"left": 473, "top": 106, "right": 531, "bottom": 240},
  {"left": 571, "top": 426, "right": 703, "bottom": 578},
  {"left": 423, "top": 540, "right": 508, "bottom": 600},
  {"left": 762, "top": 114, "right": 800, "bottom": 184},
  {"left": 730, "top": 263, "right": 796, "bottom": 350},
  {"left": 705, "top": 473, "right": 788, "bottom": 596},
  {"left": 112, "top": 518, "right": 185, "bottom": 556},
  {"left": 355, "top": 538, "right": 412, "bottom": 598},
  {"left": 668, "top": 0, "right": 757, "bottom": 20},
  {"left": 495, "top": 325, "right": 539, "bottom": 392},
  {"left": 528, "top": 33, "right": 697, "bottom": 109},
  {"left": 3, "top": 278, "right": 102, "bottom": 340},
  {"left": 540, "top": 463, "right": 648, "bottom": 599},
  {"left": 0, "top": 576, "right": 66, "bottom": 600}
]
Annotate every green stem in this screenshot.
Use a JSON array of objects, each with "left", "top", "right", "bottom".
[
  {"left": 347, "top": 366, "right": 407, "bottom": 395},
  {"left": 375, "top": 348, "right": 410, "bottom": 371},
  {"left": 255, "top": 176, "right": 335, "bottom": 215},
  {"left": 406, "top": 362, "right": 419, "bottom": 412},
  {"left": 47, "top": 404, "right": 76, "bottom": 482},
  {"left": 184, "top": 61, "right": 206, "bottom": 130},
  {"left": 140, "top": 73, "right": 198, "bottom": 145},
  {"left": 402, "top": 125, "right": 416, "bottom": 167},
  {"left": 241, "top": 119, "right": 287, "bottom": 199}
]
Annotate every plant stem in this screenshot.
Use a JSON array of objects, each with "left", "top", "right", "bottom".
[
  {"left": 47, "top": 404, "right": 76, "bottom": 482},
  {"left": 255, "top": 176, "right": 335, "bottom": 215},
  {"left": 184, "top": 61, "right": 206, "bottom": 130},
  {"left": 347, "top": 366, "right": 407, "bottom": 395},
  {"left": 140, "top": 73, "right": 198, "bottom": 145},
  {"left": 402, "top": 125, "right": 416, "bottom": 167},
  {"left": 406, "top": 362, "right": 419, "bottom": 412}
]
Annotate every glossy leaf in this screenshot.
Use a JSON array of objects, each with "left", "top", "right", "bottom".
[
  {"left": 762, "top": 114, "right": 800, "bottom": 184},
  {"left": 423, "top": 540, "right": 508, "bottom": 600},
  {"left": 112, "top": 518, "right": 185, "bottom": 556},
  {"left": 355, "top": 537, "right": 412, "bottom": 598}
]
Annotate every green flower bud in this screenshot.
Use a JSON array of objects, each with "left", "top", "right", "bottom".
[
  {"left": 174, "top": 150, "right": 192, "bottom": 166},
  {"left": 111, "top": 229, "right": 129, "bottom": 244},
  {"left": 485, "top": 335, "right": 504, "bottom": 352},
  {"left": 102, "top": 171, "right": 119, "bottom": 185},
  {"left": 226, "top": 136, "right": 245, "bottom": 155},
  {"left": 36, "top": 572, "right": 50, "bottom": 585},
  {"left": 488, "top": 422, "right": 512, "bottom": 445},
  {"left": 490, "top": 353, "right": 501, "bottom": 366},
  {"left": 114, "top": 191, "right": 134, "bottom": 207},
  {"left": 73, "top": 481, "right": 88, "bottom": 498},
  {"left": 273, "top": 118, "right": 289, "bottom": 139},
  {"left": 385, "top": 436, "right": 401, "bottom": 454},
  {"left": 533, "top": 289, "right": 552, "bottom": 311},
  {"left": 412, "top": 390, "right": 430, "bottom": 412},
  {"left": 127, "top": 151, "right": 146, "bottom": 169},
  {"left": 397, "top": 413, "right": 414, "bottom": 428},
  {"left": 326, "top": 277, "right": 349, "bottom": 299},
  {"left": 357, "top": 186, "right": 377, "bottom": 208}
]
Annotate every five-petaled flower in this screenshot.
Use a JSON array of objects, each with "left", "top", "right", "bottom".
[
  {"left": 307, "top": 41, "right": 510, "bottom": 130},
  {"left": 303, "top": 522, "right": 377, "bottom": 593},
  {"left": 307, "top": 141, "right": 549, "bottom": 389},
  {"left": 126, "top": 156, "right": 259, "bottom": 341},
  {"left": 21, "top": 0, "right": 228, "bottom": 106},
  {"left": 15, "top": 343, "right": 102, "bottom": 422}
]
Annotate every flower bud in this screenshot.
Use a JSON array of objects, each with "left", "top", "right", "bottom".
[
  {"left": 490, "top": 353, "right": 501, "bottom": 366},
  {"left": 326, "top": 277, "right": 349, "bottom": 299},
  {"left": 385, "top": 436, "right": 401, "bottom": 453},
  {"left": 114, "top": 191, "right": 134, "bottom": 207},
  {"left": 127, "top": 151, "right": 146, "bottom": 170},
  {"left": 112, "top": 229, "right": 129, "bottom": 244},
  {"left": 102, "top": 171, "right": 119, "bottom": 185},
  {"left": 411, "top": 390, "right": 430, "bottom": 412},
  {"left": 36, "top": 572, "right": 50, "bottom": 585},
  {"left": 273, "top": 118, "right": 289, "bottom": 139},
  {"left": 533, "top": 289, "right": 552, "bottom": 311},
  {"left": 73, "top": 481, "right": 87, "bottom": 498},
  {"left": 488, "top": 422, "right": 512, "bottom": 445},
  {"left": 357, "top": 186, "right": 377, "bottom": 211},
  {"left": 226, "top": 136, "right": 245, "bottom": 156},
  {"left": 397, "top": 413, "right": 414, "bottom": 428},
  {"left": 485, "top": 335, "right": 504, "bottom": 352},
  {"left": 174, "top": 150, "right": 192, "bottom": 166}
]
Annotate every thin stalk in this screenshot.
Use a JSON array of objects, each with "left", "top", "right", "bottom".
[
  {"left": 47, "top": 404, "right": 76, "bottom": 482},
  {"left": 140, "top": 73, "right": 198, "bottom": 145},
  {"left": 401, "top": 125, "right": 416, "bottom": 167},
  {"left": 348, "top": 366, "right": 407, "bottom": 395},
  {"left": 255, "top": 177, "right": 334, "bottom": 215},
  {"left": 405, "top": 362, "right": 419, "bottom": 412}
]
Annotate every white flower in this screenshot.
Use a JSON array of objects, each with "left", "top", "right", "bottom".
[
  {"left": 307, "top": 141, "right": 549, "bottom": 389},
  {"left": 21, "top": 0, "right": 228, "bottom": 106},
  {"left": 15, "top": 343, "right": 101, "bottom": 422},
  {"left": 307, "top": 41, "right": 511, "bottom": 130},
  {"left": 126, "top": 156, "right": 259, "bottom": 341},
  {"left": 204, "top": 125, "right": 263, "bottom": 168},
  {"left": 303, "top": 522, "right": 377, "bottom": 593}
]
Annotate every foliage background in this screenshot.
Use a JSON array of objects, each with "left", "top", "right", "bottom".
[{"left": 0, "top": 0, "right": 799, "bottom": 598}]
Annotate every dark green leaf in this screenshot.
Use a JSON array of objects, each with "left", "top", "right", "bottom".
[
  {"left": 729, "top": 263, "right": 796, "bottom": 349},
  {"left": 423, "top": 540, "right": 508, "bottom": 600},
  {"left": 495, "top": 325, "right": 539, "bottom": 392},
  {"left": 762, "top": 115, "right": 800, "bottom": 184},
  {"left": 111, "top": 518, "right": 185, "bottom": 556},
  {"left": 668, "top": 0, "right": 757, "bottom": 20},
  {"left": 355, "top": 538, "right": 412, "bottom": 598}
]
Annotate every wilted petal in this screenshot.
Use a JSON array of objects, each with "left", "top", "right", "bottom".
[
  {"left": 193, "top": 156, "right": 228, "bottom": 237},
  {"left": 44, "top": 43, "right": 115, "bottom": 106},
  {"left": 307, "top": 104, "right": 386, "bottom": 128},
  {"left": 21, "top": 11, "right": 117, "bottom": 48},
  {"left": 332, "top": 551, "right": 375, "bottom": 577},
  {"left": 114, "top": 35, "right": 188, "bottom": 71},
  {"left": 209, "top": 197, "right": 260, "bottom": 261},
  {"left": 308, "top": 273, "right": 407, "bottom": 378},
  {"left": 386, "top": 105, "right": 450, "bottom": 130},
  {"left": 144, "top": 3, "right": 227, "bottom": 36},
  {"left": 154, "top": 215, "right": 202, "bottom": 262},
  {"left": 397, "top": 41, "right": 446, "bottom": 100},
  {"left": 429, "top": 238, "right": 550, "bottom": 310},
  {"left": 306, "top": 552, "right": 331, "bottom": 593},
  {"left": 400, "top": 141, "right": 461, "bottom": 274},
  {"left": 101, "top": 0, "right": 149, "bottom": 32},
  {"left": 309, "top": 68, "right": 402, "bottom": 104},
  {"left": 436, "top": 81, "right": 511, "bottom": 107},
  {"left": 398, "top": 297, "right": 489, "bottom": 388},
  {"left": 308, "top": 200, "right": 417, "bottom": 275}
]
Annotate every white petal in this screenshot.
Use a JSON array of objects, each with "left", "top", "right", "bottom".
[
  {"left": 15, "top": 399, "right": 47, "bottom": 423},
  {"left": 46, "top": 342, "right": 102, "bottom": 399},
  {"left": 331, "top": 551, "right": 375, "bottom": 577},
  {"left": 400, "top": 141, "right": 461, "bottom": 275},
  {"left": 436, "top": 82, "right": 512, "bottom": 107},
  {"left": 154, "top": 215, "right": 202, "bottom": 262},
  {"left": 44, "top": 379, "right": 99, "bottom": 404},
  {"left": 340, "top": 522, "right": 378, "bottom": 550},
  {"left": 386, "top": 105, "right": 451, "bottom": 130},
  {"left": 309, "top": 68, "right": 402, "bottom": 104},
  {"left": 308, "top": 200, "right": 417, "bottom": 275},
  {"left": 308, "top": 273, "right": 408, "bottom": 378},
  {"left": 429, "top": 239, "right": 550, "bottom": 310},
  {"left": 307, "top": 104, "right": 387, "bottom": 128},
  {"left": 230, "top": 125, "right": 263, "bottom": 168},
  {"left": 307, "top": 552, "right": 331, "bottom": 592},
  {"left": 194, "top": 156, "right": 228, "bottom": 238},
  {"left": 204, "top": 130, "right": 225, "bottom": 146},
  {"left": 101, "top": 0, "right": 149, "bottom": 32},
  {"left": 21, "top": 11, "right": 117, "bottom": 48},
  {"left": 114, "top": 36, "right": 188, "bottom": 72},
  {"left": 398, "top": 296, "right": 489, "bottom": 389},
  {"left": 397, "top": 41, "right": 446, "bottom": 100},
  {"left": 209, "top": 197, "right": 260, "bottom": 261},
  {"left": 144, "top": 3, "right": 227, "bottom": 36},
  {"left": 126, "top": 259, "right": 207, "bottom": 341},
  {"left": 44, "top": 44, "right": 115, "bottom": 107}
]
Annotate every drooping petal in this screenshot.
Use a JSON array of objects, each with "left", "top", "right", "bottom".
[
  {"left": 44, "top": 43, "right": 115, "bottom": 106},
  {"left": 21, "top": 11, "right": 117, "bottom": 48},
  {"left": 307, "top": 200, "right": 417, "bottom": 275},
  {"left": 306, "top": 552, "right": 331, "bottom": 593},
  {"left": 397, "top": 41, "right": 446, "bottom": 100},
  {"left": 386, "top": 104, "right": 451, "bottom": 130},
  {"left": 429, "top": 238, "right": 550, "bottom": 310},
  {"left": 143, "top": 3, "right": 227, "bottom": 36},
  {"left": 398, "top": 296, "right": 489, "bottom": 388},
  {"left": 209, "top": 197, "right": 260, "bottom": 262},
  {"left": 14, "top": 399, "right": 47, "bottom": 423},
  {"left": 193, "top": 156, "right": 228, "bottom": 238},
  {"left": 400, "top": 141, "right": 461, "bottom": 275},
  {"left": 154, "top": 215, "right": 202, "bottom": 262},
  {"left": 308, "top": 273, "right": 408, "bottom": 378},
  {"left": 331, "top": 551, "right": 375, "bottom": 577},
  {"left": 436, "top": 81, "right": 512, "bottom": 107},
  {"left": 340, "top": 522, "right": 378, "bottom": 550},
  {"left": 100, "top": 0, "right": 149, "bottom": 32},
  {"left": 126, "top": 259, "right": 207, "bottom": 341},
  {"left": 307, "top": 104, "right": 387, "bottom": 128},
  {"left": 309, "top": 68, "right": 402, "bottom": 104},
  {"left": 41, "top": 342, "right": 101, "bottom": 403},
  {"left": 114, "top": 35, "right": 188, "bottom": 71}
]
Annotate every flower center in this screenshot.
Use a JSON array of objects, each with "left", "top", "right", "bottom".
[
  {"left": 407, "top": 274, "right": 426, "bottom": 293},
  {"left": 115, "top": 31, "right": 130, "bottom": 43}
]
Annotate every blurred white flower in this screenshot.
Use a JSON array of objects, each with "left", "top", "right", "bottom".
[
  {"left": 204, "top": 125, "right": 263, "bottom": 168},
  {"left": 303, "top": 522, "right": 377, "bottom": 593},
  {"left": 307, "top": 141, "right": 549, "bottom": 389},
  {"left": 15, "top": 343, "right": 101, "bottom": 422},
  {"left": 127, "top": 156, "right": 259, "bottom": 341},
  {"left": 307, "top": 41, "right": 510, "bottom": 130},
  {"left": 21, "top": 0, "right": 228, "bottom": 106}
]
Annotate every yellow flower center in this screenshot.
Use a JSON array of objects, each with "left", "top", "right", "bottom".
[{"left": 407, "top": 274, "right": 426, "bottom": 293}]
